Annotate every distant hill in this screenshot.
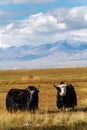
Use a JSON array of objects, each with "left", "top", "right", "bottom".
[
  {"left": 0, "top": 41, "right": 87, "bottom": 69},
  {"left": 0, "top": 40, "right": 87, "bottom": 61}
]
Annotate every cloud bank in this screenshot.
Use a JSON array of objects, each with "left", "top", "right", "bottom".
[{"left": 0, "top": 6, "right": 87, "bottom": 47}]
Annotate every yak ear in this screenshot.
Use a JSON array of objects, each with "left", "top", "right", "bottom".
[
  {"left": 52, "top": 81, "right": 57, "bottom": 88},
  {"left": 36, "top": 85, "right": 40, "bottom": 92}
]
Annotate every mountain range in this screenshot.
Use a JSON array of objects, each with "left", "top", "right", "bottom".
[{"left": 0, "top": 41, "right": 87, "bottom": 69}]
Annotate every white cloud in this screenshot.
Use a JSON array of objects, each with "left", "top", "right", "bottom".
[
  {"left": 6, "top": 23, "right": 14, "bottom": 32},
  {"left": 14, "top": 13, "right": 66, "bottom": 34},
  {"left": 84, "top": 13, "right": 87, "bottom": 22},
  {"left": 1, "top": 6, "right": 87, "bottom": 47}
]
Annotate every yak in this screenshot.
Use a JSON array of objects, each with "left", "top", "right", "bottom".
[
  {"left": 6, "top": 86, "right": 39, "bottom": 112},
  {"left": 53, "top": 82, "right": 77, "bottom": 111}
]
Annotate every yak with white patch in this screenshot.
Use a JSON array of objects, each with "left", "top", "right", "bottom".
[
  {"left": 6, "top": 86, "right": 39, "bottom": 112},
  {"left": 54, "top": 82, "right": 77, "bottom": 110}
]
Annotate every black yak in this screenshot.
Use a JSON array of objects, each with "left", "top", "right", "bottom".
[
  {"left": 6, "top": 86, "right": 39, "bottom": 112},
  {"left": 54, "top": 82, "right": 77, "bottom": 110}
]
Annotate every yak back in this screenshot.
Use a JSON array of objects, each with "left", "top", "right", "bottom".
[
  {"left": 65, "top": 83, "right": 77, "bottom": 107},
  {"left": 7, "top": 88, "right": 30, "bottom": 104}
]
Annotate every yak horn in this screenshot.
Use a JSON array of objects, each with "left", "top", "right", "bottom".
[
  {"left": 37, "top": 85, "right": 40, "bottom": 92},
  {"left": 53, "top": 84, "right": 57, "bottom": 89}
]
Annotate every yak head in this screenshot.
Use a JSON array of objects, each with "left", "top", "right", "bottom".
[
  {"left": 26, "top": 86, "right": 39, "bottom": 101},
  {"left": 54, "top": 82, "right": 67, "bottom": 96}
]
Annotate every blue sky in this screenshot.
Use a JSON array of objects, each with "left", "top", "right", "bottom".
[
  {"left": 0, "top": 0, "right": 87, "bottom": 47},
  {"left": 1, "top": 0, "right": 87, "bottom": 23}
]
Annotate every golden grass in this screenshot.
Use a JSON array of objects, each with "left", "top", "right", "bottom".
[
  {"left": 0, "top": 67, "right": 87, "bottom": 129},
  {"left": 0, "top": 111, "right": 87, "bottom": 130}
]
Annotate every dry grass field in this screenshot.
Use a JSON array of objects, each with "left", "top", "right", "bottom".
[{"left": 0, "top": 67, "right": 87, "bottom": 130}]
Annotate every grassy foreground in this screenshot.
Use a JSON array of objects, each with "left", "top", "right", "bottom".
[
  {"left": 0, "top": 67, "right": 87, "bottom": 130},
  {"left": 0, "top": 111, "right": 87, "bottom": 130}
]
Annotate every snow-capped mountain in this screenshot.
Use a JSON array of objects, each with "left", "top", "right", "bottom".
[{"left": 0, "top": 41, "right": 87, "bottom": 69}]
